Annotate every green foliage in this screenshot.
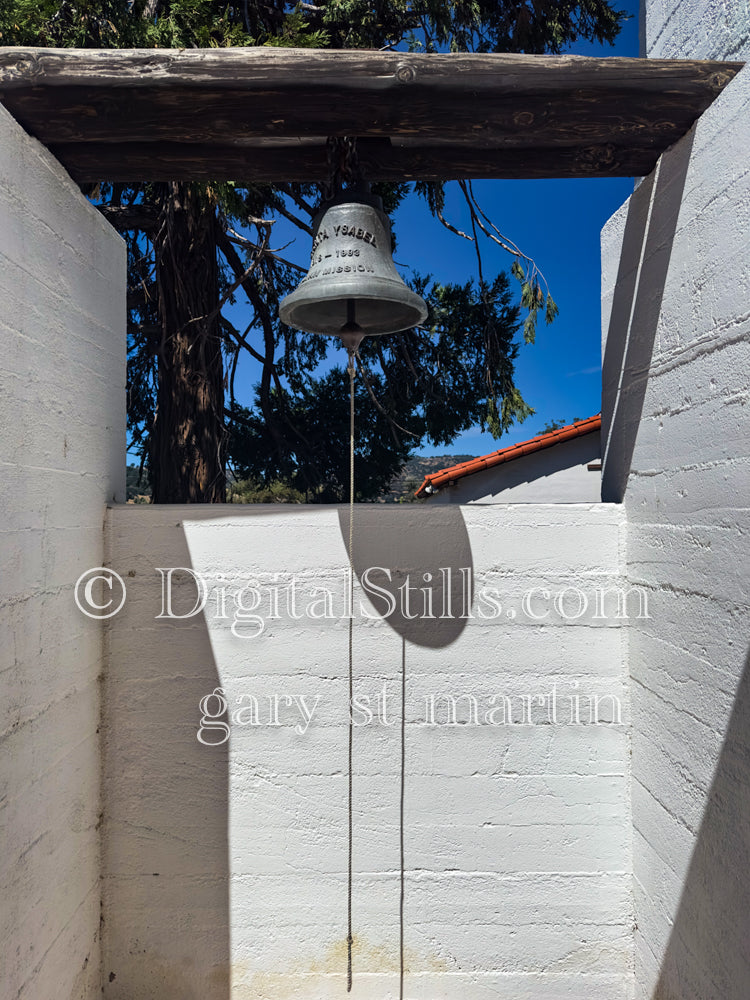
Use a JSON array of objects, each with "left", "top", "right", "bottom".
[
  {"left": 263, "top": 5, "right": 329, "bottom": 48},
  {"left": 398, "top": 477, "right": 422, "bottom": 502},
  {"left": 228, "top": 368, "right": 413, "bottom": 503},
  {"left": 0, "top": 0, "right": 324, "bottom": 48},
  {"left": 317, "top": 0, "right": 624, "bottom": 53},
  {"left": 230, "top": 271, "right": 531, "bottom": 501},
  {"left": 510, "top": 257, "right": 558, "bottom": 345},
  {"left": 141, "top": 2, "right": 253, "bottom": 48},
  {"left": 0, "top": 0, "right": 625, "bottom": 501},
  {"left": 126, "top": 463, "right": 151, "bottom": 501},
  {"left": 0, "top": 0, "right": 141, "bottom": 46},
  {"left": 539, "top": 418, "right": 568, "bottom": 433},
  {"left": 227, "top": 477, "right": 307, "bottom": 503},
  {"left": 538, "top": 416, "right": 583, "bottom": 434}
]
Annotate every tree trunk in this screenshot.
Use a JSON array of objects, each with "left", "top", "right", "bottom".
[{"left": 151, "top": 182, "right": 226, "bottom": 502}]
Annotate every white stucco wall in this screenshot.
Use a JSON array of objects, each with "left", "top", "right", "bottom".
[
  {"left": 0, "top": 105, "right": 126, "bottom": 999},
  {"left": 104, "top": 502, "right": 631, "bottom": 1000},
  {"left": 601, "top": 51, "right": 750, "bottom": 1000},
  {"left": 641, "top": 0, "right": 750, "bottom": 58},
  {"left": 427, "top": 433, "right": 601, "bottom": 504}
]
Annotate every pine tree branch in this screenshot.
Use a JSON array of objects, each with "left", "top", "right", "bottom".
[{"left": 99, "top": 204, "right": 159, "bottom": 232}]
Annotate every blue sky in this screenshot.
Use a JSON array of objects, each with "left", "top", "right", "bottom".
[
  {"left": 395, "top": 0, "right": 641, "bottom": 455},
  {"left": 225, "top": 0, "right": 641, "bottom": 461}
]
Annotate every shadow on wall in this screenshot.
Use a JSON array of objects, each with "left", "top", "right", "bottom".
[
  {"left": 338, "top": 505, "right": 473, "bottom": 647},
  {"left": 653, "top": 647, "right": 750, "bottom": 1000},
  {"left": 102, "top": 505, "right": 474, "bottom": 997},
  {"left": 601, "top": 130, "right": 695, "bottom": 503},
  {"left": 102, "top": 527, "right": 229, "bottom": 1000}
]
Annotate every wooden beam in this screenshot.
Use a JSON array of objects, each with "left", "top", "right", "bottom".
[
  {"left": 48, "top": 139, "right": 675, "bottom": 183},
  {"left": 0, "top": 47, "right": 742, "bottom": 181}
]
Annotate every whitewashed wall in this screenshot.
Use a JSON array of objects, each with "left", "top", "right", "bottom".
[
  {"left": 104, "top": 503, "right": 630, "bottom": 1000},
  {"left": 640, "top": 0, "right": 750, "bottom": 58},
  {"left": 601, "top": 43, "right": 750, "bottom": 1000},
  {"left": 426, "top": 434, "right": 601, "bottom": 504},
  {"left": 0, "top": 106, "right": 126, "bottom": 999}
]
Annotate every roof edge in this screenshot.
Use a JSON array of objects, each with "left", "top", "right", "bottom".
[{"left": 415, "top": 414, "right": 602, "bottom": 498}]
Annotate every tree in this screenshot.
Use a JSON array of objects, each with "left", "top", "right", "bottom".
[
  {"left": 230, "top": 273, "right": 525, "bottom": 501},
  {"left": 538, "top": 416, "right": 584, "bottom": 434},
  {"left": 0, "top": 1, "right": 625, "bottom": 501}
]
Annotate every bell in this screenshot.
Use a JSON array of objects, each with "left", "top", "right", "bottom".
[{"left": 279, "top": 189, "right": 428, "bottom": 337}]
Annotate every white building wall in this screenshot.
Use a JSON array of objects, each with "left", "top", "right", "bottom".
[
  {"left": 641, "top": 0, "right": 750, "bottom": 58},
  {"left": 601, "top": 43, "right": 750, "bottom": 1000},
  {"left": 104, "top": 503, "right": 631, "bottom": 1000},
  {"left": 427, "top": 434, "right": 601, "bottom": 504},
  {"left": 0, "top": 105, "right": 126, "bottom": 999}
]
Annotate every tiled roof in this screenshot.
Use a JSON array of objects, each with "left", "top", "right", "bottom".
[{"left": 415, "top": 414, "right": 602, "bottom": 498}]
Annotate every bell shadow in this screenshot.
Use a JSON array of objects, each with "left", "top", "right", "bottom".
[
  {"left": 601, "top": 129, "right": 695, "bottom": 503},
  {"left": 338, "top": 505, "right": 473, "bottom": 647},
  {"left": 652, "top": 647, "right": 750, "bottom": 999}
]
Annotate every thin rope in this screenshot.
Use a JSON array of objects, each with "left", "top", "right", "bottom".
[
  {"left": 347, "top": 351, "right": 356, "bottom": 993},
  {"left": 399, "top": 635, "right": 406, "bottom": 1000}
]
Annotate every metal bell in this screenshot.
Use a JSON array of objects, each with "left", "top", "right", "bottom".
[{"left": 279, "top": 190, "right": 428, "bottom": 337}]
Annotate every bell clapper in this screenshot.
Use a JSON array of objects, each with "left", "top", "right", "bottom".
[
  {"left": 340, "top": 299, "right": 365, "bottom": 373},
  {"left": 345, "top": 344, "right": 358, "bottom": 377}
]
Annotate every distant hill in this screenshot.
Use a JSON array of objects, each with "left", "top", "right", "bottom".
[{"left": 382, "top": 454, "right": 475, "bottom": 503}]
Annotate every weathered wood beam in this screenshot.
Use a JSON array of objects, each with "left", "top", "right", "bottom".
[
  {"left": 50, "top": 139, "right": 672, "bottom": 183},
  {"left": 0, "top": 47, "right": 742, "bottom": 181}
]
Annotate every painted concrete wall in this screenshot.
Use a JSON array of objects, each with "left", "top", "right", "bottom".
[
  {"left": 641, "top": 0, "right": 750, "bottom": 58},
  {"left": 601, "top": 51, "right": 750, "bottom": 1000},
  {"left": 105, "top": 502, "right": 631, "bottom": 1000},
  {"left": 427, "top": 433, "right": 601, "bottom": 504},
  {"left": 0, "top": 104, "right": 126, "bottom": 999}
]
